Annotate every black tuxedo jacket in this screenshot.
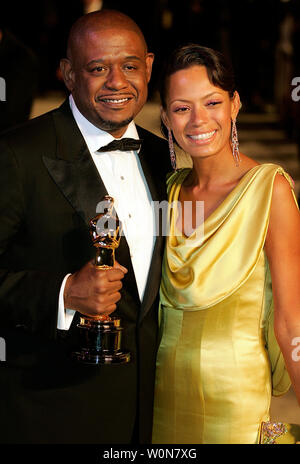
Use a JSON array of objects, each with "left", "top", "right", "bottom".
[{"left": 0, "top": 100, "right": 170, "bottom": 444}]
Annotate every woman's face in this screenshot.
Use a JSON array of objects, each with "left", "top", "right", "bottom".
[{"left": 162, "top": 65, "right": 240, "bottom": 161}]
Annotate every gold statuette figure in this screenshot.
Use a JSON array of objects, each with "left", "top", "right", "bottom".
[{"left": 72, "top": 196, "right": 131, "bottom": 364}]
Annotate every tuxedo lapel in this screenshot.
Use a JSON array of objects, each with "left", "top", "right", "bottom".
[
  {"left": 42, "top": 101, "right": 108, "bottom": 225},
  {"left": 137, "top": 128, "right": 166, "bottom": 206},
  {"left": 136, "top": 127, "right": 167, "bottom": 322},
  {"left": 42, "top": 150, "right": 107, "bottom": 225}
]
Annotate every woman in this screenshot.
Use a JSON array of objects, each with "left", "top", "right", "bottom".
[{"left": 152, "top": 44, "right": 300, "bottom": 444}]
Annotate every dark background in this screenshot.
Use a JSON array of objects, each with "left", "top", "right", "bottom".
[{"left": 0, "top": 0, "right": 300, "bottom": 139}]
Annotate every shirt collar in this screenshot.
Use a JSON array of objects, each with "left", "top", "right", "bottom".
[{"left": 69, "top": 95, "right": 139, "bottom": 154}]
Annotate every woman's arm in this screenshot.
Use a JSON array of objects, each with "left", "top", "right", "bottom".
[{"left": 265, "top": 173, "right": 300, "bottom": 405}]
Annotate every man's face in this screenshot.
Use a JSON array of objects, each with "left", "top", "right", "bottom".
[{"left": 62, "top": 27, "right": 154, "bottom": 137}]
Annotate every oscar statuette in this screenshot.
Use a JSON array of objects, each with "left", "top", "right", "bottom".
[{"left": 72, "top": 196, "right": 131, "bottom": 365}]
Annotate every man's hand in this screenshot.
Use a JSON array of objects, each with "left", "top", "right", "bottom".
[{"left": 64, "top": 260, "right": 128, "bottom": 318}]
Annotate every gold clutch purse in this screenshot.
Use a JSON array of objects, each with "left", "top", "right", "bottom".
[{"left": 259, "top": 422, "right": 300, "bottom": 444}]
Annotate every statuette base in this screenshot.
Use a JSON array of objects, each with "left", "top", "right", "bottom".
[{"left": 72, "top": 315, "right": 131, "bottom": 365}]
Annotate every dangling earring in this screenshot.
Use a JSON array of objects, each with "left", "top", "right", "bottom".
[
  {"left": 231, "top": 118, "right": 241, "bottom": 167},
  {"left": 168, "top": 128, "right": 177, "bottom": 170}
]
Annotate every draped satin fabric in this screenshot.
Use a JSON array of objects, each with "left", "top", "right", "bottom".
[{"left": 152, "top": 164, "right": 294, "bottom": 444}]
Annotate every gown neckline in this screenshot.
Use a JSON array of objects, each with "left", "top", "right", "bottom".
[{"left": 173, "top": 164, "right": 263, "bottom": 238}]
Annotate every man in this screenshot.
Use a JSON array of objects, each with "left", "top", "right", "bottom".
[{"left": 0, "top": 10, "right": 169, "bottom": 444}]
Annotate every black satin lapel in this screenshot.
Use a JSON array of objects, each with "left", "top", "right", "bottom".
[
  {"left": 43, "top": 148, "right": 108, "bottom": 225},
  {"left": 136, "top": 126, "right": 168, "bottom": 207},
  {"left": 138, "top": 148, "right": 161, "bottom": 204},
  {"left": 138, "top": 235, "right": 165, "bottom": 323},
  {"left": 136, "top": 129, "right": 168, "bottom": 321},
  {"left": 44, "top": 101, "right": 109, "bottom": 224}
]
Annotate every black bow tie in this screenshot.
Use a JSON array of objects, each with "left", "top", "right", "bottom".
[{"left": 97, "top": 138, "right": 143, "bottom": 152}]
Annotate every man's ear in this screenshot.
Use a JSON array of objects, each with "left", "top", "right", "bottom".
[
  {"left": 60, "top": 58, "right": 75, "bottom": 92},
  {"left": 145, "top": 53, "right": 155, "bottom": 83}
]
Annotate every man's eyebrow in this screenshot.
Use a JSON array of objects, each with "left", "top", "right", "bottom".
[
  {"left": 123, "top": 55, "right": 143, "bottom": 61},
  {"left": 87, "top": 56, "right": 143, "bottom": 66}
]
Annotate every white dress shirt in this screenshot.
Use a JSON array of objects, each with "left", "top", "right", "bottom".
[{"left": 57, "top": 95, "right": 155, "bottom": 330}]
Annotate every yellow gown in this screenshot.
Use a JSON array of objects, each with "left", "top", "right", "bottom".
[{"left": 152, "top": 163, "right": 294, "bottom": 444}]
